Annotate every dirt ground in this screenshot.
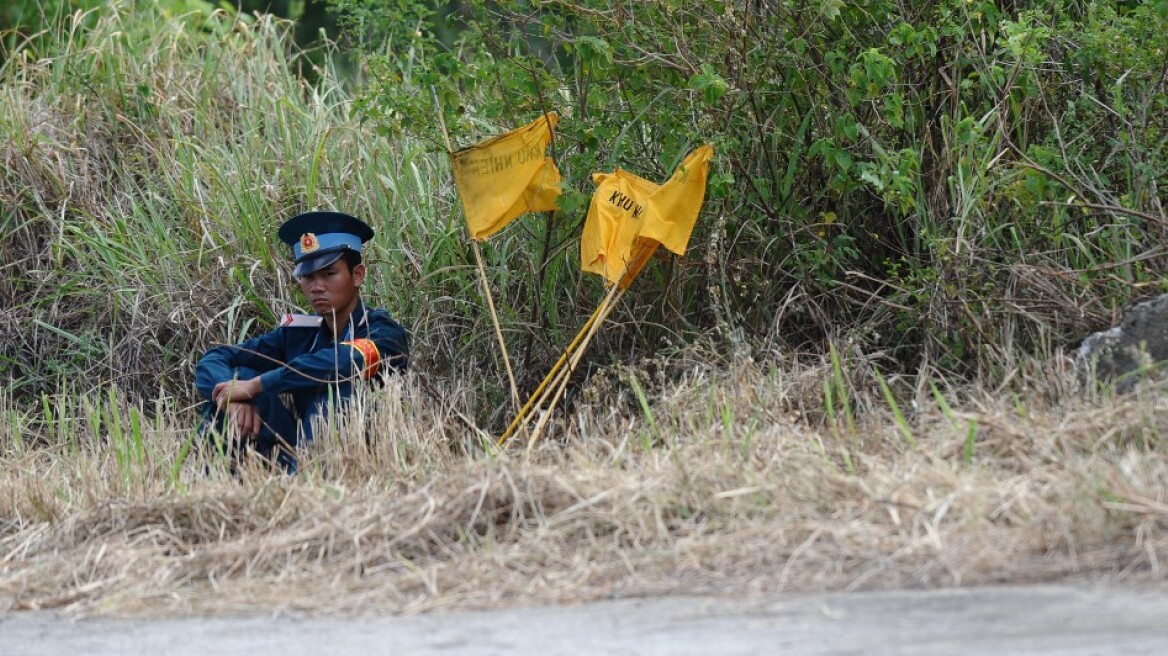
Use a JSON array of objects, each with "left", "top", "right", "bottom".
[{"left": 2, "top": 583, "right": 1166, "bottom": 655}]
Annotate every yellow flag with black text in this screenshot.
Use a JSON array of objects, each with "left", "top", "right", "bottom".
[
  {"left": 580, "top": 144, "right": 713, "bottom": 287},
  {"left": 451, "top": 113, "right": 562, "bottom": 241}
]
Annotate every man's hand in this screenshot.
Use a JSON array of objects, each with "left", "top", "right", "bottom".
[
  {"left": 212, "top": 376, "right": 263, "bottom": 409},
  {"left": 225, "top": 402, "right": 263, "bottom": 439}
]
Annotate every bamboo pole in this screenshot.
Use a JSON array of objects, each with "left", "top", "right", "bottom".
[
  {"left": 520, "top": 243, "right": 649, "bottom": 449},
  {"left": 524, "top": 282, "right": 626, "bottom": 451},
  {"left": 499, "top": 281, "right": 624, "bottom": 447},
  {"left": 432, "top": 88, "right": 522, "bottom": 413},
  {"left": 470, "top": 239, "right": 521, "bottom": 411},
  {"left": 495, "top": 298, "right": 606, "bottom": 447}
]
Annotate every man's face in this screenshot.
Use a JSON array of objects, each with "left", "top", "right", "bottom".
[{"left": 297, "top": 259, "right": 366, "bottom": 317}]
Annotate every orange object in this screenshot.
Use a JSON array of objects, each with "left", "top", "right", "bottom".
[{"left": 343, "top": 338, "right": 381, "bottom": 379}]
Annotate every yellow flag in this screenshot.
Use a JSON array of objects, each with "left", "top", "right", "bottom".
[
  {"left": 580, "top": 144, "right": 713, "bottom": 287},
  {"left": 451, "top": 113, "right": 562, "bottom": 241}
]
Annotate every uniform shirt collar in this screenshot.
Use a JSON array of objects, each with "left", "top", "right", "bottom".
[{"left": 313, "top": 297, "right": 367, "bottom": 345}]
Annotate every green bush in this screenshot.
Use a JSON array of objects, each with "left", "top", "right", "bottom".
[
  {"left": 337, "top": 0, "right": 1168, "bottom": 375},
  {"left": 3, "top": 0, "right": 1168, "bottom": 423},
  {"left": 0, "top": 2, "right": 449, "bottom": 403},
  {"left": 1, "top": 0, "right": 99, "bottom": 60}
]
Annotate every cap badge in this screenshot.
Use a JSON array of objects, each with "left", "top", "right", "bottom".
[{"left": 300, "top": 232, "right": 319, "bottom": 254}]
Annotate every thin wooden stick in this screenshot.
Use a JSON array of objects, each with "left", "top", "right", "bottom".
[
  {"left": 504, "top": 282, "right": 623, "bottom": 447},
  {"left": 432, "top": 87, "right": 521, "bottom": 413},
  {"left": 525, "top": 281, "right": 627, "bottom": 450},
  {"left": 471, "top": 239, "right": 521, "bottom": 411},
  {"left": 522, "top": 243, "right": 651, "bottom": 449},
  {"left": 495, "top": 299, "right": 606, "bottom": 447}
]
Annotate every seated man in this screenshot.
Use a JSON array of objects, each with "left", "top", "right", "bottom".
[{"left": 195, "top": 211, "right": 409, "bottom": 470}]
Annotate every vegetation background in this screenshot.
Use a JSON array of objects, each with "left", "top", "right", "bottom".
[
  {"left": 5, "top": 0, "right": 1168, "bottom": 412},
  {"left": 1, "top": 0, "right": 1167, "bottom": 616}
]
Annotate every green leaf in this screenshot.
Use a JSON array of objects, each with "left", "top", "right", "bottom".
[
  {"left": 820, "top": 0, "right": 845, "bottom": 22},
  {"left": 687, "top": 63, "right": 729, "bottom": 105},
  {"left": 575, "top": 36, "right": 613, "bottom": 68},
  {"left": 859, "top": 166, "right": 884, "bottom": 191},
  {"left": 709, "top": 172, "right": 735, "bottom": 199}
]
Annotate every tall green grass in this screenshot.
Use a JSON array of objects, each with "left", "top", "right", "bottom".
[
  {"left": 3, "top": 0, "right": 1166, "bottom": 440},
  {"left": 2, "top": 2, "right": 1168, "bottom": 617},
  {"left": 0, "top": 2, "right": 596, "bottom": 424}
]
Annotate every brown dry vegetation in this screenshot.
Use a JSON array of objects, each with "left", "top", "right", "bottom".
[
  {"left": 2, "top": 357, "right": 1167, "bottom": 617},
  {"left": 2, "top": 4, "right": 1168, "bottom": 620}
]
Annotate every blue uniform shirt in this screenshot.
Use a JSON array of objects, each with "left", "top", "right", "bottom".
[{"left": 195, "top": 300, "right": 408, "bottom": 445}]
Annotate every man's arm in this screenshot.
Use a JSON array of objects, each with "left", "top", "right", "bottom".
[
  {"left": 367, "top": 308, "right": 410, "bottom": 375},
  {"left": 194, "top": 329, "right": 287, "bottom": 400}
]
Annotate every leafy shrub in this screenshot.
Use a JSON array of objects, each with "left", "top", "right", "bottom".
[
  {"left": 336, "top": 0, "right": 1168, "bottom": 376},
  {"left": 4, "top": 0, "right": 1167, "bottom": 418},
  {"left": 0, "top": 3, "right": 389, "bottom": 400}
]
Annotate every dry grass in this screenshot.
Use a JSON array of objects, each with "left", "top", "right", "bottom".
[
  {"left": 2, "top": 3, "right": 1166, "bottom": 621},
  {"left": 2, "top": 354, "right": 1166, "bottom": 618}
]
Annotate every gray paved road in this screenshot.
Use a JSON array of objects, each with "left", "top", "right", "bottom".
[{"left": 2, "top": 584, "right": 1166, "bottom": 655}]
